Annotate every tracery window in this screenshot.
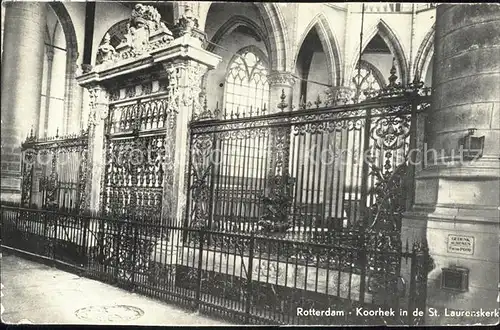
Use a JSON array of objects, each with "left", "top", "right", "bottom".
[
  {"left": 220, "top": 48, "right": 270, "bottom": 210},
  {"left": 224, "top": 47, "right": 270, "bottom": 114},
  {"left": 351, "top": 61, "right": 384, "bottom": 102}
]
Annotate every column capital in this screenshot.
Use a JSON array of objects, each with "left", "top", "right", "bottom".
[{"left": 267, "top": 71, "right": 296, "bottom": 87}]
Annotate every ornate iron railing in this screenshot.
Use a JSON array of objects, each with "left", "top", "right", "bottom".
[
  {"left": 185, "top": 81, "right": 430, "bottom": 239},
  {"left": 1, "top": 205, "right": 433, "bottom": 325},
  {"left": 20, "top": 129, "right": 89, "bottom": 213}
]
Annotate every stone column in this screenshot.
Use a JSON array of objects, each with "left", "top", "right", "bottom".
[
  {"left": 43, "top": 48, "right": 55, "bottom": 137},
  {"left": 162, "top": 59, "right": 209, "bottom": 228},
  {"left": 404, "top": 4, "right": 500, "bottom": 325},
  {"left": 64, "top": 54, "right": 80, "bottom": 135},
  {"left": 85, "top": 85, "right": 109, "bottom": 213},
  {"left": 1, "top": 2, "right": 47, "bottom": 203},
  {"left": 154, "top": 32, "right": 221, "bottom": 265}
]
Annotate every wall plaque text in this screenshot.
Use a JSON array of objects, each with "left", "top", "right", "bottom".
[{"left": 447, "top": 235, "right": 474, "bottom": 255}]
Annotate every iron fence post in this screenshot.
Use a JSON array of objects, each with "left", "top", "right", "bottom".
[
  {"left": 358, "top": 231, "right": 367, "bottom": 304},
  {"left": 207, "top": 132, "right": 219, "bottom": 240},
  {"left": 52, "top": 211, "right": 57, "bottom": 264},
  {"left": 183, "top": 133, "right": 195, "bottom": 243},
  {"left": 245, "top": 232, "right": 255, "bottom": 324},
  {"left": 406, "top": 93, "right": 420, "bottom": 213},
  {"left": 81, "top": 214, "right": 88, "bottom": 268},
  {"left": 131, "top": 215, "right": 138, "bottom": 291},
  {"left": 115, "top": 221, "right": 122, "bottom": 283},
  {"left": 195, "top": 227, "right": 205, "bottom": 311},
  {"left": 408, "top": 247, "right": 417, "bottom": 325},
  {"left": 358, "top": 107, "right": 373, "bottom": 305},
  {"left": 98, "top": 211, "right": 105, "bottom": 272},
  {"left": 359, "top": 108, "right": 372, "bottom": 229}
]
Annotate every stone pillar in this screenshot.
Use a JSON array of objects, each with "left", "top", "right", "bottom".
[
  {"left": 162, "top": 59, "right": 210, "bottom": 228},
  {"left": 64, "top": 54, "right": 80, "bottom": 135},
  {"left": 404, "top": 4, "right": 500, "bottom": 325},
  {"left": 154, "top": 33, "right": 221, "bottom": 264},
  {"left": 1, "top": 2, "right": 47, "bottom": 203},
  {"left": 43, "top": 48, "right": 54, "bottom": 137},
  {"left": 267, "top": 71, "right": 296, "bottom": 112},
  {"left": 85, "top": 85, "right": 109, "bottom": 212},
  {"left": 72, "top": 76, "right": 85, "bottom": 134}
]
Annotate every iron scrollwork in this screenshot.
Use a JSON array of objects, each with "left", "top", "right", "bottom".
[
  {"left": 21, "top": 149, "right": 36, "bottom": 207},
  {"left": 188, "top": 133, "right": 214, "bottom": 229}
]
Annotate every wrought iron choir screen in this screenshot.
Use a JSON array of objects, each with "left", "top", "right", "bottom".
[
  {"left": 186, "top": 80, "right": 430, "bottom": 240},
  {"left": 3, "top": 77, "right": 434, "bottom": 326}
]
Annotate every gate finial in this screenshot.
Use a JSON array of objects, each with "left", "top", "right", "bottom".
[
  {"left": 388, "top": 57, "right": 398, "bottom": 87},
  {"left": 277, "top": 89, "right": 288, "bottom": 112}
]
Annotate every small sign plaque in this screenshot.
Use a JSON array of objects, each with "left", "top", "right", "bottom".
[{"left": 447, "top": 235, "right": 474, "bottom": 255}]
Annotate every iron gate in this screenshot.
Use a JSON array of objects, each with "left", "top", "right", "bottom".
[
  {"left": 180, "top": 79, "right": 433, "bottom": 324},
  {"left": 186, "top": 85, "right": 430, "bottom": 236},
  {"left": 99, "top": 78, "right": 177, "bottom": 286}
]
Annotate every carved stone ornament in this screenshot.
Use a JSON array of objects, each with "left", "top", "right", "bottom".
[
  {"left": 174, "top": 5, "right": 200, "bottom": 38},
  {"left": 96, "top": 33, "right": 116, "bottom": 65},
  {"left": 164, "top": 63, "right": 181, "bottom": 113},
  {"left": 163, "top": 61, "right": 207, "bottom": 116},
  {"left": 96, "top": 4, "right": 174, "bottom": 66},
  {"left": 267, "top": 71, "right": 296, "bottom": 87},
  {"left": 88, "top": 86, "right": 109, "bottom": 125}
]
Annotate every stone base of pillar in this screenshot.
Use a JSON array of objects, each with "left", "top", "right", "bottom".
[
  {"left": 402, "top": 160, "right": 500, "bottom": 325},
  {"left": 0, "top": 190, "right": 21, "bottom": 204}
]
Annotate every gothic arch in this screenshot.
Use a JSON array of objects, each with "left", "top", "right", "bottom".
[
  {"left": 414, "top": 24, "right": 435, "bottom": 83},
  {"left": 48, "top": 2, "right": 79, "bottom": 134},
  {"left": 48, "top": 3, "right": 78, "bottom": 57},
  {"left": 226, "top": 45, "right": 270, "bottom": 72},
  {"left": 206, "top": 15, "right": 269, "bottom": 55},
  {"left": 294, "top": 13, "right": 342, "bottom": 86},
  {"left": 349, "top": 19, "right": 409, "bottom": 84},
  {"left": 201, "top": 15, "right": 270, "bottom": 94},
  {"left": 197, "top": 2, "right": 289, "bottom": 72},
  {"left": 358, "top": 59, "right": 386, "bottom": 87}
]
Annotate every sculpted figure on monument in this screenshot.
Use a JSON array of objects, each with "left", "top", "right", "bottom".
[
  {"left": 121, "top": 4, "right": 172, "bottom": 53},
  {"left": 96, "top": 33, "right": 116, "bottom": 65}
]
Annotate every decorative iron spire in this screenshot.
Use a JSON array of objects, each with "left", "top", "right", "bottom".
[
  {"left": 277, "top": 89, "right": 288, "bottom": 112},
  {"left": 314, "top": 94, "right": 322, "bottom": 108},
  {"left": 388, "top": 57, "right": 398, "bottom": 87}
]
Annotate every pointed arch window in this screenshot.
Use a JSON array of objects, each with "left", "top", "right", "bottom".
[
  {"left": 351, "top": 61, "right": 384, "bottom": 102},
  {"left": 224, "top": 47, "right": 270, "bottom": 114}
]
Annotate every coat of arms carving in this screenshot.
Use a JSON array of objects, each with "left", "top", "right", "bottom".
[{"left": 95, "top": 4, "right": 173, "bottom": 66}]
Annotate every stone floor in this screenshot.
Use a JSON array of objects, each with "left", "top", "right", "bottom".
[{"left": 0, "top": 252, "right": 232, "bottom": 325}]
